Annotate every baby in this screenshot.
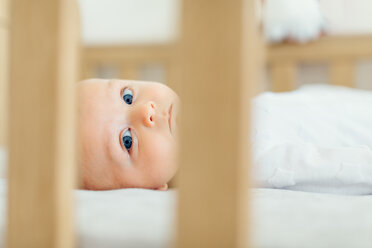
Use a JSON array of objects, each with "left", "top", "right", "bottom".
[{"left": 78, "top": 79, "right": 180, "bottom": 190}]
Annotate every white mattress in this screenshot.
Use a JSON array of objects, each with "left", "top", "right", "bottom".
[
  {"left": 0, "top": 179, "right": 176, "bottom": 248},
  {"left": 1, "top": 179, "right": 372, "bottom": 248}
]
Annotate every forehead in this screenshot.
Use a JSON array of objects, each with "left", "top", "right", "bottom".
[
  {"left": 78, "top": 80, "right": 122, "bottom": 118},
  {"left": 78, "top": 80, "right": 125, "bottom": 185}
]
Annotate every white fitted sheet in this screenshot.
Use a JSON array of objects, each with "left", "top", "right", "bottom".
[{"left": 1, "top": 179, "right": 372, "bottom": 248}]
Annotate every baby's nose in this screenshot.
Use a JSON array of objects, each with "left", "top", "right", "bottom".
[{"left": 139, "top": 101, "right": 156, "bottom": 127}]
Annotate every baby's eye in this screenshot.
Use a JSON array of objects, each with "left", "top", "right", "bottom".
[
  {"left": 121, "top": 129, "right": 132, "bottom": 151},
  {"left": 122, "top": 88, "right": 133, "bottom": 105}
]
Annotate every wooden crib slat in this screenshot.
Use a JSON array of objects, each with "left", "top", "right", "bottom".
[
  {"left": 82, "top": 62, "right": 98, "bottom": 79},
  {"left": 166, "top": 58, "right": 180, "bottom": 88},
  {"left": 82, "top": 45, "right": 176, "bottom": 81},
  {"left": 268, "top": 35, "right": 372, "bottom": 62},
  {"left": 0, "top": 21, "right": 8, "bottom": 148},
  {"left": 7, "top": 0, "right": 79, "bottom": 247},
  {"left": 120, "top": 63, "right": 139, "bottom": 80},
  {"left": 177, "top": 0, "right": 261, "bottom": 247},
  {"left": 0, "top": 0, "right": 8, "bottom": 20},
  {"left": 330, "top": 60, "right": 354, "bottom": 88},
  {"left": 271, "top": 62, "right": 296, "bottom": 92}
]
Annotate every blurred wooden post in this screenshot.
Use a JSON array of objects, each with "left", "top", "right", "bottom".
[
  {"left": 271, "top": 62, "right": 296, "bottom": 92},
  {"left": 120, "top": 63, "right": 139, "bottom": 80},
  {"left": 7, "top": 0, "right": 80, "bottom": 247},
  {"left": 0, "top": 0, "right": 9, "bottom": 148},
  {"left": 330, "top": 60, "right": 354, "bottom": 87},
  {"left": 177, "top": 0, "right": 262, "bottom": 247}
]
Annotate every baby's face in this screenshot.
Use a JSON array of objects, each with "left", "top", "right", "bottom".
[{"left": 78, "top": 79, "right": 179, "bottom": 190}]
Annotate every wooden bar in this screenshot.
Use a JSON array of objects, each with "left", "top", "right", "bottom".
[
  {"left": 0, "top": 0, "right": 8, "bottom": 148},
  {"left": 271, "top": 62, "right": 297, "bottom": 92},
  {"left": 166, "top": 58, "right": 180, "bottom": 88},
  {"left": 7, "top": 0, "right": 80, "bottom": 247},
  {"left": 0, "top": 0, "right": 8, "bottom": 20},
  {"left": 177, "top": 0, "right": 260, "bottom": 247},
  {"left": 268, "top": 35, "right": 372, "bottom": 63},
  {"left": 83, "top": 45, "right": 174, "bottom": 62},
  {"left": 330, "top": 60, "right": 354, "bottom": 87},
  {"left": 267, "top": 36, "right": 372, "bottom": 90},
  {"left": 120, "top": 63, "right": 139, "bottom": 80},
  {"left": 82, "top": 45, "right": 175, "bottom": 80},
  {"left": 82, "top": 62, "right": 98, "bottom": 79}
]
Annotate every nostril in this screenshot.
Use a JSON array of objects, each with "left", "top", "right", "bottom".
[
  {"left": 150, "top": 102, "right": 155, "bottom": 109},
  {"left": 150, "top": 116, "right": 153, "bottom": 122}
]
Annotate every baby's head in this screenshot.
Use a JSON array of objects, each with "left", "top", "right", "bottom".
[{"left": 78, "top": 79, "right": 179, "bottom": 190}]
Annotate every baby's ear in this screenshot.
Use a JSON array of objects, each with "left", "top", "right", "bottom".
[{"left": 155, "top": 184, "right": 168, "bottom": 191}]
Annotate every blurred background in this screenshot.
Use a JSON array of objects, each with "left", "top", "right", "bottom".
[
  {"left": 79, "top": 0, "right": 181, "bottom": 84},
  {"left": 78, "top": 0, "right": 372, "bottom": 90}
]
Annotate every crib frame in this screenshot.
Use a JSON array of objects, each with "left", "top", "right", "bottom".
[
  {"left": 83, "top": 36, "right": 372, "bottom": 94},
  {"left": 5, "top": 0, "right": 80, "bottom": 247},
  {"left": 3, "top": 0, "right": 260, "bottom": 247},
  {"left": 268, "top": 35, "right": 372, "bottom": 91},
  {"left": 82, "top": 44, "right": 178, "bottom": 84},
  {"left": 0, "top": 0, "right": 8, "bottom": 149}
]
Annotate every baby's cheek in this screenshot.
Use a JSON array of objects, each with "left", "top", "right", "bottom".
[{"left": 143, "top": 135, "right": 176, "bottom": 182}]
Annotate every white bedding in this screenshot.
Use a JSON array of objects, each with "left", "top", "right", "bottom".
[
  {"left": 1, "top": 179, "right": 372, "bottom": 248},
  {"left": 252, "top": 85, "right": 372, "bottom": 195},
  {"left": 0, "top": 86, "right": 371, "bottom": 246},
  {"left": 0, "top": 180, "right": 176, "bottom": 248}
]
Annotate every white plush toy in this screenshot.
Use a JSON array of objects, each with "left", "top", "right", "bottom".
[{"left": 263, "top": 0, "right": 326, "bottom": 43}]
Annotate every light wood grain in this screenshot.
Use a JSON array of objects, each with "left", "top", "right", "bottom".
[
  {"left": 268, "top": 35, "right": 372, "bottom": 63},
  {"left": 330, "top": 60, "right": 354, "bottom": 87},
  {"left": 83, "top": 45, "right": 174, "bottom": 62},
  {"left": 271, "top": 62, "right": 296, "bottom": 92},
  {"left": 119, "top": 63, "right": 139, "bottom": 80},
  {"left": 267, "top": 36, "right": 372, "bottom": 90},
  {"left": 0, "top": 27, "right": 8, "bottom": 148},
  {"left": 0, "top": 0, "right": 8, "bottom": 148},
  {"left": 7, "top": 0, "right": 80, "bottom": 247},
  {"left": 82, "top": 45, "right": 175, "bottom": 83},
  {"left": 177, "top": 0, "right": 261, "bottom": 247},
  {"left": 0, "top": 0, "right": 8, "bottom": 20}
]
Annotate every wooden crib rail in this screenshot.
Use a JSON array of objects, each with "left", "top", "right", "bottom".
[
  {"left": 0, "top": 0, "right": 8, "bottom": 21},
  {"left": 0, "top": 0, "right": 8, "bottom": 148},
  {"left": 177, "top": 0, "right": 262, "bottom": 247},
  {"left": 268, "top": 35, "right": 372, "bottom": 91},
  {"left": 82, "top": 44, "right": 177, "bottom": 84},
  {"left": 7, "top": 0, "right": 80, "bottom": 247}
]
